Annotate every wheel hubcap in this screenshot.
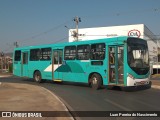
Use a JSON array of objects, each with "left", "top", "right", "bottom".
[
  {"left": 92, "top": 77, "right": 97, "bottom": 85},
  {"left": 35, "top": 74, "right": 40, "bottom": 81}
]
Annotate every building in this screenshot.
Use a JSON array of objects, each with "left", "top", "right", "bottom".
[
  {"left": 69, "top": 24, "right": 160, "bottom": 73},
  {"left": 0, "top": 52, "right": 13, "bottom": 72}
]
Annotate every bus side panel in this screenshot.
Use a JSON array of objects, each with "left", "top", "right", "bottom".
[
  {"left": 13, "top": 60, "right": 22, "bottom": 76},
  {"left": 55, "top": 61, "right": 87, "bottom": 82},
  {"left": 28, "top": 61, "right": 52, "bottom": 80},
  {"left": 57, "top": 61, "right": 107, "bottom": 84}
]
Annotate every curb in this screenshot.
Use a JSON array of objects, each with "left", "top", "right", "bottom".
[
  {"left": 40, "top": 87, "right": 74, "bottom": 120},
  {"left": 0, "top": 75, "right": 12, "bottom": 78},
  {"left": 40, "top": 87, "right": 69, "bottom": 112}
]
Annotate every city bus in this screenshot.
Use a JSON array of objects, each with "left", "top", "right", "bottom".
[{"left": 13, "top": 36, "right": 151, "bottom": 90}]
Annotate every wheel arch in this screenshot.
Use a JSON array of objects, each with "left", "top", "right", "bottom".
[
  {"left": 88, "top": 72, "right": 103, "bottom": 85},
  {"left": 33, "top": 70, "right": 42, "bottom": 78}
]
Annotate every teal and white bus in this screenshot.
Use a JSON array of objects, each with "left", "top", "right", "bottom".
[{"left": 13, "top": 36, "right": 151, "bottom": 90}]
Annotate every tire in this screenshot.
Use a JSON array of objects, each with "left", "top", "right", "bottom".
[
  {"left": 34, "top": 71, "right": 42, "bottom": 83},
  {"left": 90, "top": 73, "right": 102, "bottom": 90}
]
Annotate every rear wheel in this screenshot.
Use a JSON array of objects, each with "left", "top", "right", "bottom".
[
  {"left": 34, "top": 71, "right": 42, "bottom": 83},
  {"left": 90, "top": 73, "right": 102, "bottom": 90}
]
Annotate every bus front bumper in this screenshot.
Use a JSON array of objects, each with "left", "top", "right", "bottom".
[{"left": 127, "top": 76, "right": 150, "bottom": 87}]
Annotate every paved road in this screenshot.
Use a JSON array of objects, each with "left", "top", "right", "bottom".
[{"left": 0, "top": 76, "right": 160, "bottom": 120}]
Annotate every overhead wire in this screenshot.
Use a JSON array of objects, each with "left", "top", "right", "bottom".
[
  {"left": 16, "top": 7, "right": 160, "bottom": 44},
  {"left": 16, "top": 20, "right": 72, "bottom": 44},
  {"left": 3, "top": 7, "right": 160, "bottom": 52},
  {"left": 81, "top": 8, "right": 160, "bottom": 19}
]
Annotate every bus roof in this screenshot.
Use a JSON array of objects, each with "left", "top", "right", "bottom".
[{"left": 14, "top": 36, "right": 136, "bottom": 50}]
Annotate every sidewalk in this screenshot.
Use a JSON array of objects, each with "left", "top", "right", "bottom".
[
  {"left": 0, "top": 82, "right": 73, "bottom": 120},
  {"left": 150, "top": 74, "right": 160, "bottom": 89},
  {"left": 0, "top": 72, "right": 13, "bottom": 78},
  {"left": 150, "top": 79, "right": 160, "bottom": 89}
]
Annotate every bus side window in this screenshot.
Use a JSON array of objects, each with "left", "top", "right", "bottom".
[
  {"left": 14, "top": 50, "right": 21, "bottom": 61},
  {"left": 30, "top": 49, "right": 40, "bottom": 61},
  {"left": 64, "top": 46, "right": 76, "bottom": 60},
  {"left": 40, "top": 48, "right": 51, "bottom": 61},
  {"left": 91, "top": 43, "right": 105, "bottom": 60},
  {"left": 77, "top": 45, "right": 90, "bottom": 60}
]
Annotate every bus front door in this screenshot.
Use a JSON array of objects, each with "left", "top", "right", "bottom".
[
  {"left": 108, "top": 46, "right": 124, "bottom": 85},
  {"left": 21, "top": 52, "right": 29, "bottom": 77},
  {"left": 52, "top": 50, "right": 63, "bottom": 81}
]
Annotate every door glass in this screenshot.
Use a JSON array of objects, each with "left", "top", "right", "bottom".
[
  {"left": 53, "top": 50, "right": 63, "bottom": 64},
  {"left": 54, "top": 51, "right": 58, "bottom": 64},
  {"left": 22, "top": 52, "right": 28, "bottom": 77},
  {"left": 109, "top": 47, "right": 116, "bottom": 83},
  {"left": 59, "top": 50, "right": 63, "bottom": 64},
  {"left": 23, "top": 53, "right": 28, "bottom": 64},
  {"left": 52, "top": 50, "right": 63, "bottom": 80},
  {"left": 118, "top": 46, "right": 124, "bottom": 84}
]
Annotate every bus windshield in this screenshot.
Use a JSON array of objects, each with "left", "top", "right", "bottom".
[{"left": 127, "top": 38, "right": 149, "bottom": 74}]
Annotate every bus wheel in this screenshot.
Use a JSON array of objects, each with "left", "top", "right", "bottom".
[
  {"left": 34, "top": 71, "right": 42, "bottom": 83},
  {"left": 90, "top": 73, "right": 102, "bottom": 90}
]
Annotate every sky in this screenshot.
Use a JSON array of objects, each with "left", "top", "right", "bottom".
[{"left": 0, "top": 0, "right": 160, "bottom": 53}]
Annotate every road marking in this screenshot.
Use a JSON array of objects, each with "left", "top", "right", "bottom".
[
  {"left": 133, "top": 99, "right": 159, "bottom": 110},
  {"left": 104, "top": 98, "right": 132, "bottom": 111}
]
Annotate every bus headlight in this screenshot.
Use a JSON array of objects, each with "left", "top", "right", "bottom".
[{"left": 128, "top": 73, "right": 134, "bottom": 79}]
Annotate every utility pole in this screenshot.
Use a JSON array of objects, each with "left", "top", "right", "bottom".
[
  {"left": 73, "top": 16, "right": 81, "bottom": 41},
  {"left": 14, "top": 42, "right": 19, "bottom": 48}
]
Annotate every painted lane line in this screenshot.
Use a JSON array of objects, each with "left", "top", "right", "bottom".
[{"left": 104, "top": 98, "right": 132, "bottom": 111}]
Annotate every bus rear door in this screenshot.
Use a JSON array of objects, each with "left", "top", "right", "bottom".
[
  {"left": 13, "top": 50, "right": 21, "bottom": 76},
  {"left": 21, "top": 51, "right": 29, "bottom": 77},
  {"left": 52, "top": 49, "right": 63, "bottom": 82},
  {"left": 108, "top": 46, "right": 124, "bottom": 85}
]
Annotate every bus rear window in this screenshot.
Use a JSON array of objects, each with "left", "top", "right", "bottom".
[
  {"left": 14, "top": 50, "right": 21, "bottom": 61},
  {"left": 91, "top": 43, "right": 105, "bottom": 60}
]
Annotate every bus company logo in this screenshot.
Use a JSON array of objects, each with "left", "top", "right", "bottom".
[
  {"left": 128, "top": 29, "right": 141, "bottom": 38},
  {"left": 2, "top": 112, "right": 11, "bottom": 117}
]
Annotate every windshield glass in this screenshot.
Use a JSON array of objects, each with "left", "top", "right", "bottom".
[{"left": 127, "top": 38, "right": 149, "bottom": 75}]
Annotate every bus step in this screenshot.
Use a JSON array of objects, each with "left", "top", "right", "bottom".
[{"left": 53, "top": 79, "right": 62, "bottom": 82}]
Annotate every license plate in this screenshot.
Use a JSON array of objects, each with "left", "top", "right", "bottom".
[{"left": 140, "top": 81, "right": 145, "bottom": 84}]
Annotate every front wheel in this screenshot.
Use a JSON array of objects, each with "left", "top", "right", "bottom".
[
  {"left": 90, "top": 73, "right": 102, "bottom": 90},
  {"left": 34, "top": 71, "right": 42, "bottom": 83}
]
